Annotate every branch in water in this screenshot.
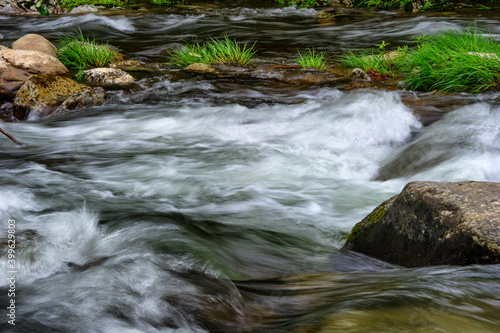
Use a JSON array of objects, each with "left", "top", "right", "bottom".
[{"left": 0, "top": 127, "right": 26, "bottom": 148}]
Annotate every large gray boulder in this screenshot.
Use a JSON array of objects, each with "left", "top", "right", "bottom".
[
  {"left": 0, "top": 49, "right": 68, "bottom": 100},
  {"left": 344, "top": 181, "right": 500, "bottom": 267}
]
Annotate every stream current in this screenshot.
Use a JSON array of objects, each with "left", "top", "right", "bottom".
[{"left": 0, "top": 4, "right": 499, "bottom": 332}]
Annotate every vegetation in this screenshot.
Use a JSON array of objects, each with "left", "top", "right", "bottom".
[
  {"left": 169, "top": 34, "right": 256, "bottom": 67},
  {"left": 150, "top": 0, "right": 184, "bottom": 5},
  {"left": 339, "top": 43, "right": 408, "bottom": 74},
  {"left": 348, "top": 0, "right": 500, "bottom": 12},
  {"left": 340, "top": 24, "right": 500, "bottom": 93},
  {"left": 57, "top": 30, "right": 119, "bottom": 71},
  {"left": 58, "top": 0, "right": 126, "bottom": 8},
  {"left": 403, "top": 25, "right": 500, "bottom": 92},
  {"left": 295, "top": 48, "right": 328, "bottom": 69},
  {"left": 275, "top": 0, "right": 320, "bottom": 7}
]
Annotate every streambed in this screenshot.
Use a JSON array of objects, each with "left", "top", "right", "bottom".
[{"left": 0, "top": 4, "right": 499, "bottom": 332}]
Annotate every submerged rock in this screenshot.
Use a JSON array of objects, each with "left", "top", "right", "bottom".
[
  {"left": 12, "top": 34, "right": 57, "bottom": 57},
  {"left": 344, "top": 181, "right": 500, "bottom": 267},
  {"left": 0, "top": 49, "right": 68, "bottom": 100},
  {"left": 184, "top": 63, "right": 218, "bottom": 74},
  {"left": 13, "top": 74, "right": 105, "bottom": 119},
  {"left": 110, "top": 60, "right": 158, "bottom": 73},
  {"left": 82, "top": 68, "right": 135, "bottom": 85}
]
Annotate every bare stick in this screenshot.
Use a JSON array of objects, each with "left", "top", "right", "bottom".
[{"left": 0, "top": 127, "right": 26, "bottom": 148}]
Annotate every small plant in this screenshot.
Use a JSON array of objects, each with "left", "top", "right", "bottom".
[
  {"left": 376, "top": 40, "right": 390, "bottom": 53},
  {"left": 169, "top": 34, "right": 256, "bottom": 67},
  {"left": 57, "top": 29, "right": 119, "bottom": 71},
  {"left": 295, "top": 48, "right": 328, "bottom": 69}
]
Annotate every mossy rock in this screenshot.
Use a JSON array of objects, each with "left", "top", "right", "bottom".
[{"left": 343, "top": 181, "right": 500, "bottom": 267}]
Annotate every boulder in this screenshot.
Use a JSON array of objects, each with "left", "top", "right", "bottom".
[
  {"left": 54, "top": 86, "right": 106, "bottom": 116},
  {"left": 12, "top": 34, "right": 57, "bottom": 57},
  {"left": 184, "top": 63, "right": 218, "bottom": 74},
  {"left": 13, "top": 74, "right": 105, "bottom": 119},
  {"left": 82, "top": 68, "right": 134, "bottom": 85},
  {"left": 344, "top": 181, "right": 500, "bottom": 267},
  {"left": 0, "top": 49, "right": 68, "bottom": 100}
]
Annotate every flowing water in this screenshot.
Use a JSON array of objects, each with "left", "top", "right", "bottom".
[{"left": 1, "top": 4, "right": 500, "bottom": 332}]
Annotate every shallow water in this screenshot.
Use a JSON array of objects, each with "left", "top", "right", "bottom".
[{"left": 1, "top": 4, "right": 499, "bottom": 332}]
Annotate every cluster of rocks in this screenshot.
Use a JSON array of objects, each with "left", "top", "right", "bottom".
[{"left": 0, "top": 33, "right": 156, "bottom": 121}]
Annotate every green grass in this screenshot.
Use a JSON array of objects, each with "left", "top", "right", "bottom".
[
  {"left": 275, "top": 0, "right": 319, "bottom": 7},
  {"left": 169, "top": 34, "right": 256, "bottom": 67},
  {"left": 340, "top": 24, "right": 500, "bottom": 93},
  {"left": 295, "top": 48, "right": 328, "bottom": 69},
  {"left": 57, "top": 30, "right": 119, "bottom": 71},
  {"left": 58, "top": 0, "right": 126, "bottom": 8},
  {"left": 339, "top": 46, "right": 407, "bottom": 74},
  {"left": 403, "top": 25, "right": 500, "bottom": 92},
  {"left": 151, "top": 0, "right": 184, "bottom": 5}
]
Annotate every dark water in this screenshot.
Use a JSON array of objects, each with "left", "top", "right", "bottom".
[{"left": 0, "top": 4, "right": 499, "bottom": 332}]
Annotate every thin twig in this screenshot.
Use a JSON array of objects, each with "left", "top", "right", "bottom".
[{"left": 0, "top": 127, "right": 26, "bottom": 148}]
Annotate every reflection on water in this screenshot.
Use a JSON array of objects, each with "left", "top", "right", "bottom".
[{"left": 0, "top": 4, "right": 499, "bottom": 332}]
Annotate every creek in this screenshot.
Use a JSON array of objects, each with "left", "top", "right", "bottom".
[{"left": 0, "top": 4, "right": 499, "bottom": 332}]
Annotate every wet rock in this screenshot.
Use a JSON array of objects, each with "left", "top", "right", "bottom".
[
  {"left": 0, "top": 0, "right": 22, "bottom": 13},
  {"left": 12, "top": 34, "right": 57, "bottom": 57},
  {"left": 82, "top": 68, "right": 134, "bottom": 85},
  {"left": 349, "top": 68, "right": 371, "bottom": 81},
  {"left": 110, "top": 60, "right": 157, "bottom": 73},
  {"left": 344, "top": 181, "right": 500, "bottom": 267},
  {"left": 1, "top": 0, "right": 65, "bottom": 14},
  {"left": 0, "top": 49, "right": 68, "bottom": 100},
  {"left": 69, "top": 4, "right": 99, "bottom": 14},
  {"left": 0, "top": 102, "right": 14, "bottom": 121},
  {"left": 13, "top": 74, "right": 104, "bottom": 120},
  {"left": 54, "top": 86, "right": 106, "bottom": 116},
  {"left": 184, "top": 63, "right": 218, "bottom": 74}
]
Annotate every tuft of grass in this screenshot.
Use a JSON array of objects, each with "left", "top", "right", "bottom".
[
  {"left": 57, "top": 30, "right": 119, "bottom": 70},
  {"left": 339, "top": 45, "right": 408, "bottom": 74},
  {"left": 169, "top": 34, "right": 256, "bottom": 67},
  {"left": 403, "top": 25, "right": 500, "bottom": 93},
  {"left": 275, "top": 0, "right": 319, "bottom": 7},
  {"left": 151, "top": 0, "right": 184, "bottom": 5},
  {"left": 58, "top": 0, "right": 126, "bottom": 9},
  {"left": 295, "top": 48, "right": 328, "bottom": 69}
]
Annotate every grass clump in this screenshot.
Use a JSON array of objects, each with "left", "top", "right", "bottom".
[
  {"left": 57, "top": 30, "right": 119, "bottom": 71},
  {"left": 151, "top": 0, "right": 184, "bottom": 5},
  {"left": 403, "top": 25, "right": 500, "bottom": 92},
  {"left": 296, "top": 48, "right": 328, "bottom": 69},
  {"left": 339, "top": 42, "right": 408, "bottom": 74},
  {"left": 58, "top": 0, "right": 126, "bottom": 8},
  {"left": 169, "top": 34, "right": 256, "bottom": 67},
  {"left": 340, "top": 24, "right": 500, "bottom": 93},
  {"left": 275, "top": 0, "right": 320, "bottom": 7}
]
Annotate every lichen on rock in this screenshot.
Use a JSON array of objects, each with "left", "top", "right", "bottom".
[{"left": 343, "top": 181, "right": 500, "bottom": 267}]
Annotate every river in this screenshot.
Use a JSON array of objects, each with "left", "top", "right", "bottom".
[{"left": 0, "top": 3, "right": 499, "bottom": 332}]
